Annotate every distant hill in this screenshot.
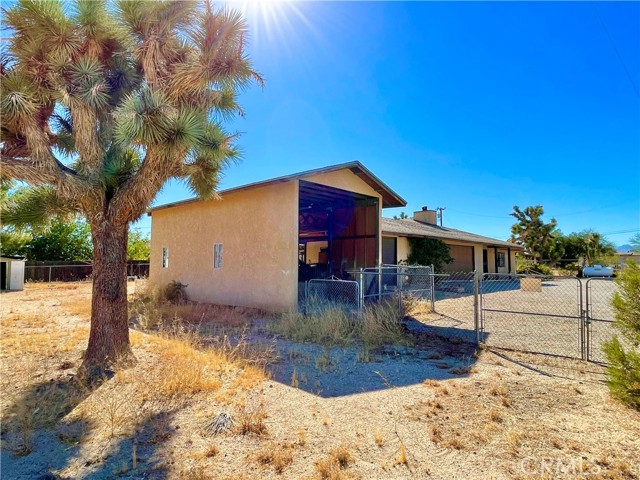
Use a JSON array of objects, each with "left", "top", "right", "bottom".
[{"left": 617, "top": 244, "right": 633, "bottom": 252}]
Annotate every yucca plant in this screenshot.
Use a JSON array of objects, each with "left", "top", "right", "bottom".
[{"left": 1, "top": 0, "right": 261, "bottom": 377}]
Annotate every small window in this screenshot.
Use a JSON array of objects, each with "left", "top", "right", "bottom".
[
  {"left": 497, "top": 252, "right": 506, "bottom": 268},
  {"left": 213, "top": 243, "right": 223, "bottom": 269},
  {"left": 162, "top": 247, "right": 169, "bottom": 268}
]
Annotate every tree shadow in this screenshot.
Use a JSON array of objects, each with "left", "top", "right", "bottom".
[
  {"left": 1, "top": 375, "right": 98, "bottom": 478},
  {"left": 76, "top": 409, "right": 179, "bottom": 480},
  {"left": 265, "top": 321, "right": 479, "bottom": 398},
  {"left": 1, "top": 372, "right": 182, "bottom": 480}
]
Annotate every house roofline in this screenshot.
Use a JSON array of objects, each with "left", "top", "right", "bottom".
[{"left": 148, "top": 161, "right": 407, "bottom": 215}]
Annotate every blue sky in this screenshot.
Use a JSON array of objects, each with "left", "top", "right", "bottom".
[{"left": 146, "top": 2, "right": 636, "bottom": 245}]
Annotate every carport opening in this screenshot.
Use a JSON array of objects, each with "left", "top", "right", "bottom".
[{"left": 298, "top": 180, "right": 379, "bottom": 285}]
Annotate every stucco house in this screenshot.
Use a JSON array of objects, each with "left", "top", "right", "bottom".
[
  {"left": 149, "top": 162, "right": 522, "bottom": 311},
  {"left": 382, "top": 210, "right": 520, "bottom": 274}
]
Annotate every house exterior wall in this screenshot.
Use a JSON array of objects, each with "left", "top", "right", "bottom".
[
  {"left": 387, "top": 238, "right": 516, "bottom": 273},
  {"left": 149, "top": 181, "right": 299, "bottom": 311},
  {"left": 442, "top": 244, "right": 474, "bottom": 272},
  {"left": 397, "top": 236, "right": 411, "bottom": 263},
  {"left": 487, "top": 248, "right": 496, "bottom": 273}
]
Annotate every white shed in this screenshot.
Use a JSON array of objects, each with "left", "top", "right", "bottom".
[{"left": 1, "top": 256, "right": 26, "bottom": 291}]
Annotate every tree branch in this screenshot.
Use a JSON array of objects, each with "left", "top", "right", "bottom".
[
  {"left": 107, "top": 147, "right": 180, "bottom": 225},
  {"left": 0, "top": 157, "right": 88, "bottom": 200}
]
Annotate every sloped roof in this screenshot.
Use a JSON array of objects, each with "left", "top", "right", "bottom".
[
  {"left": 382, "top": 217, "right": 524, "bottom": 249},
  {"left": 149, "top": 161, "right": 406, "bottom": 214}
]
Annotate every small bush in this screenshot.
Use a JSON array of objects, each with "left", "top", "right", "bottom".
[
  {"left": 603, "top": 262, "right": 640, "bottom": 410},
  {"left": 164, "top": 280, "right": 188, "bottom": 304},
  {"left": 274, "top": 307, "right": 354, "bottom": 347},
  {"left": 516, "top": 259, "right": 552, "bottom": 275},
  {"left": 273, "top": 301, "right": 410, "bottom": 349}
]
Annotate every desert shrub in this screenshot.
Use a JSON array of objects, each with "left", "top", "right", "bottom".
[
  {"left": 129, "top": 285, "right": 164, "bottom": 330},
  {"left": 516, "top": 258, "right": 552, "bottom": 275},
  {"left": 603, "top": 262, "right": 640, "bottom": 410},
  {"left": 407, "top": 237, "right": 452, "bottom": 273},
  {"left": 358, "top": 301, "right": 410, "bottom": 348},
  {"left": 273, "top": 301, "right": 410, "bottom": 348},
  {"left": 274, "top": 307, "right": 354, "bottom": 347},
  {"left": 164, "top": 280, "right": 188, "bottom": 304}
]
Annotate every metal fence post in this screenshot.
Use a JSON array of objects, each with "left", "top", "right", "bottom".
[
  {"left": 359, "top": 268, "right": 364, "bottom": 311},
  {"left": 397, "top": 265, "right": 403, "bottom": 316},
  {"left": 48, "top": 266, "right": 52, "bottom": 283},
  {"left": 429, "top": 264, "right": 435, "bottom": 312},
  {"left": 473, "top": 270, "right": 480, "bottom": 344}
]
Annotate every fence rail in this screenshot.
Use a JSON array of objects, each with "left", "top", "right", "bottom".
[{"left": 302, "top": 268, "right": 619, "bottom": 364}]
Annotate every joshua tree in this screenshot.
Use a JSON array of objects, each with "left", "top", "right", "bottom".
[
  {"left": 1, "top": 0, "right": 260, "bottom": 376},
  {"left": 510, "top": 205, "right": 557, "bottom": 263}
]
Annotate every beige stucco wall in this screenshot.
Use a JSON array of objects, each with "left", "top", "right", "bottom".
[
  {"left": 149, "top": 181, "right": 299, "bottom": 311},
  {"left": 388, "top": 237, "right": 518, "bottom": 273},
  {"left": 396, "top": 236, "right": 410, "bottom": 263},
  {"left": 443, "top": 244, "right": 474, "bottom": 272}
]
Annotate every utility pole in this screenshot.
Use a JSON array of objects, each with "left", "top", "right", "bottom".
[{"left": 436, "top": 207, "right": 446, "bottom": 227}]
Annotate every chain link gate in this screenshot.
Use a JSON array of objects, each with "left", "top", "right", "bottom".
[
  {"left": 476, "top": 273, "right": 620, "bottom": 363},
  {"left": 584, "top": 278, "right": 618, "bottom": 364},
  {"left": 478, "top": 274, "right": 586, "bottom": 360}
]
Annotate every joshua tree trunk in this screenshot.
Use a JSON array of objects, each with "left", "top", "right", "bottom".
[{"left": 81, "top": 220, "right": 134, "bottom": 377}]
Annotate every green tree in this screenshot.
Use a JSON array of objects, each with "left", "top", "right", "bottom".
[
  {"left": 509, "top": 205, "right": 557, "bottom": 263},
  {"left": 127, "top": 229, "right": 150, "bottom": 261},
  {"left": 629, "top": 233, "right": 640, "bottom": 253},
  {"left": 24, "top": 218, "right": 92, "bottom": 261},
  {"left": 1, "top": 1, "right": 260, "bottom": 376},
  {"left": 579, "top": 230, "right": 616, "bottom": 267},
  {"left": 407, "top": 237, "right": 453, "bottom": 273},
  {"left": 603, "top": 262, "right": 640, "bottom": 410},
  {"left": 393, "top": 212, "right": 409, "bottom": 220}
]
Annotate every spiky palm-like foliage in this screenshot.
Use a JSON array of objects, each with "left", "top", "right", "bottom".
[
  {"left": 509, "top": 205, "right": 557, "bottom": 263},
  {"left": 1, "top": 0, "right": 261, "bottom": 375}
]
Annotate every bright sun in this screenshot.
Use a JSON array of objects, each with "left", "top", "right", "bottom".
[{"left": 228, "top": 0, "right": 311, "bottom": 45}]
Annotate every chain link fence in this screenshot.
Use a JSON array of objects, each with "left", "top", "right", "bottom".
[
  {"left": 299, "top": 268, "right": 620, "bottom": 363},
  {"left": 585, "top": 278, "right": 618, "bottom": 363},
  {"left": 304, "top": 278, "right": 360, "bottom": 313}
]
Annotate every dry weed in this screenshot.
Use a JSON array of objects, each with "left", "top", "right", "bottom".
[
  {"left": 255, "top": 442, "right": 295, "bottom": 473},
  {"left": 234, "top": 401, "right": 268, "bottom": 437}
]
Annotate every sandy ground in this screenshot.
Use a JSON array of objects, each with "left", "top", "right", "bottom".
[{"left": 1, "top": 281, "right": 639, "bottom": 480}]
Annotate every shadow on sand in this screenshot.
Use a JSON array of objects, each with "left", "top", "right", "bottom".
[{"left": 265, "top": 320, "right": 480, "bottom": 398}]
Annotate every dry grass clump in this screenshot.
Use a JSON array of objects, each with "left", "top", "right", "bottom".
[
  {"left": 60, "top": 298, "right": 92, "bottom": 318},
  {"left": 234, "top": 401, "right": 268, "bottom": 437},
  {"left": 142, "top": 332, "right": 225, "bottom": 398},
  {"left": 129, "top": 284, "right": 258, "bottom": 335},
  {"left": 1, "top": 319, "right": 88, "bottom": 355},
  {"left": 274, "top": 306, "right": 354, "bottom": 347},
  {"left": 1, "top": 312, "right": 52, "bottom": 329},
  {"left": 359, "top": 301, "right": 410, "bottom": 348},
  {"left": 314, "top": 445, "right": 355, "bottom": 480},
  {"left": 273, "top": 301, "right": 410, "bottom": 349},
  {"left": 255, "top": 442, "right": 295, "bottom": 473},
  {"left": 403, "top": 294, "right": 433, "bottom": 317}
]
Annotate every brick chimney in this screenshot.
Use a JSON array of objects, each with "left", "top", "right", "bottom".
[{"left": 413, "top": 206, "right": 437, "bottom": 225}]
